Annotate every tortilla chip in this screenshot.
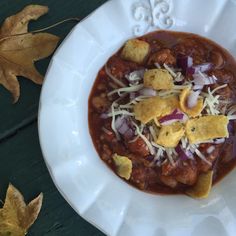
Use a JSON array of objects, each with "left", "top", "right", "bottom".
[
  {"left": 179, "top": 88, "right": 203, "bottom": 117},
  {"left": 156, "top": 122, "right": 185, "bottom": 148},
  {"left": 186, "top": 115, "right": 229, "bottom": 144},
  {"left": 134, "top": 95, "right": 179, "bottom": 124},
  {"left": 121, "top": 39, "right": 150, "bottom": 64},
  {"left": 186, "top": 171, "right": 213, "bottom": 199},
  {"left": 144, "top": 69, "right": 174, "bottom": 90},
  {"left": 112, "top": 154, "right": 132, "bottom": 180}
]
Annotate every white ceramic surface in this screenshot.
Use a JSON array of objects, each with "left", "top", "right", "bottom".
[{"left": 38, "top": 0, "right": 236, "bottom": 235}]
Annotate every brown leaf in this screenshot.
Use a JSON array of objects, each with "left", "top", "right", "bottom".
[
  {"left": 0, "top": 184, "right": 43, "bottom": 236},
  {"left": 0, "top": 5, "right": 59, "bottom": 102}
]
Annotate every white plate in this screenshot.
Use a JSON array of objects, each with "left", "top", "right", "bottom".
[{"left": 38, "top": 0, "right": 236, "bottom": 235}]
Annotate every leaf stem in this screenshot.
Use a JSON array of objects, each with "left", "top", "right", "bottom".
[
  {"left": 0, "top": 198, "right": 4, "bottom": 205},
  {"left": 0, "top": 17, "right": 80, "bottom": 42},
  {"left": 31, "top": 17, "right": 80, "bottom": 33}
]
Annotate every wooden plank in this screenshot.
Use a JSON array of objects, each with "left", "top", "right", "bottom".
[
  {"left": 0, "top": 0, "right": 108, "bottom": 235},
  {"left": 0, "top": 122, "right": 105, "bottom": 235},
  {"left": 0, "top": 0, "right": 107, "bottom": 139}
]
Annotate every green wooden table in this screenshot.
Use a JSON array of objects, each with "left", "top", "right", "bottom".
[{"left": 0, "top": 0, "right": 107, "bottom": 235}]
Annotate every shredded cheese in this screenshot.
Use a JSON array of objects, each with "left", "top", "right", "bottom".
[
  {"left": 163, "top": 63, "right": 177, "bottom": 77},
  {"left": 154, "top": 148, "right": 164, "bottom": 162},
  {"left": 212, "top": 84, "right": 227, "bottom": 94},
  {"left": 119, "top": 95, "right": 151, "bottom": 108},
  {"left": 105, "top": 64, "right": 126, "bottom": 88},
  {"left": 195, "top": 148, "right": 212, "bottom": 165},
  {"left": 132, "top": 122, "right": 155, "bottom": 155},
  {"left": 202, "top": 87, "right": 221, "bottom": 115},
  {"left": 151, "top": 142, "right": 165, "bottom": 151},
  {"left": 227, "top": 105, "right": 236, "bottom": 120},
  {"left": 173, "top": 84, "right": 191, "bottom": 90},
  {"left": 166, "top": 148, "right": 175, "bottom": 165},
  {"left": 111, "top": 103, "right": 120, "bottom": 140},
  {"left": 228, "top": 115, "right": 236, "bottom": 120},
  {"left": 107, "top": 110, "right": 134, "bottom": 117},
  {"left": 105, "top": 68, "right": 231, "bottom": 167},
  {"left": 227, "top": 105, "right": 236, "bottom": 116},
  {"left": 154, "top": 62, "right": 161, "bottom": 69},
  {"left": 158, "top": 89, "right": 180, "bottom": 97},
  {"left": 126, "top": 70, "right": 145, "bottom": 82},
  {"left": 181, "top": 137, "right": 188, "bottom": 149},
  {"left": 108, "top": 84, "right": 144, "bottom": 96},
  {"left": 149, "top": 126, "right": 157, "bottom": 141}
]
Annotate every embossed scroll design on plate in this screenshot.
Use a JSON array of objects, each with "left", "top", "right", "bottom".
[{"left": 132, "top": 0, "right": 174, "bottom": 35}]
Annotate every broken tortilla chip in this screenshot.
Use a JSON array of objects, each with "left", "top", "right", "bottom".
[
  {"left": 112, "top": 154, "right": 132, "bottom": 180},
  {"left": 144, "top": 69, "right": 174, "bottom": 90},
  {"left": 134, "top": 95, "right": 179, "bottom": 124},
  {"left": 156, "top": 122, "right": 185, "bottom": 148},
  {"left": 186, "top": 115, "right": 229, "bottom": 144},
  {"left": 186, "top": 171, "right": 213, "bottom": 199},
  {"left": 179, "top": 88, "right": 203, "bottom": 117}
]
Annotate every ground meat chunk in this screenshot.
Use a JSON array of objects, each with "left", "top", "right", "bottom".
[
  {"left": 106, "top": 55, "right": 140, "bottom": 80},
  {"left": 209, "top": 51, "right": 225, "bottom": 69},
  {"left": 220, "top": 141, "right": 234, "bottom": 163},
  {"left": 205, "top": 80, "right": 233, "bottom": 114},
  {"left": 92, "top": 96, "right": 110, "bottom": 113},
  {"left": 161, "top": 160, "right": 198, "bottom": 187},
  {"left": 209, "top": 69, "right": 234, "bottom": 84},
  {"left": 159, "top": 175, "right": 178, "bottom": 188},
  {"left": 130, "top": 165, "right": 160, "bottom": 189},
  {"left": 175, "top": 161, "right": 197, "bottom": 185},
  {"left": 101, "top": 144, "right": 112, "bottom": 162},
  {"left": 147, "top": 49, "right": 176, "bottom": 66},
  {"left": 197, "top": 143, "right": 222, "bottom": 172},
  {"left": 126, "top": 137, "right": 150, "bottom": 157},
  {"left": 130, "top": 166, "right": 147, "bottom": 189},
  {"left": 208, "top": 83, "right": 233, "bottom": 111},
  {"left": 173, "top": 38, "right": 207, "bottom": 64}
]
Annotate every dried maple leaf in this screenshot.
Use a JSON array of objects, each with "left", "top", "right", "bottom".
[
  {"left": 0, "top": 5, "right": 59, "bottom": 103},
  {"left": 0, "top": 184, "right": 43, "bottom": 236}
]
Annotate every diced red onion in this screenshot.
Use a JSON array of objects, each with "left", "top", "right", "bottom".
[
  {"left": 100, "top": 113, "right": 109, "bottom": 119},
  {"left": 154, "top": 62, "right": 161, "bottom": 69},
  {"left": 193, "top": 73, "right": 217, "bottom": 86},
  {"left": 213, "top": 138, "right": 225, "bottom": 144},
  {"left": 207, "top": 146, "right": 215, "bottom": 154},
  {"left": 175, "top": 145, "right": 192, "bottom": 161},
  {"left": 118, "top": 122, "right": 130, "bottom": 135},
  {"left": 228, "top": 121, "right": 235, "bottom": 136},
  {"left": 123, "top": 128, "right": 134, "bottom": 139},
  {"left": 115, "top": 116, "right": 124, "bottom": 130},
  {"left": 105, "top": 64, "right": 126, "bottom": 87},
  {"left": 126, "top": 70, "right": 145, "bottom": 83},
  {"left": 177, "top": 55, "right": 193, "bottom": 74},
  {"left": 172, "top": 109, "right": 178, "bottom": 115},
  {"left": 130, "top": 92, "right": 137, "bottom": 100},
  {"left": 224, "top": 135, "right": 236, "bottom": 152},
  {"left": 146, "top": 155, "right": 154, "bottom": 162},
  {"left": 187, "top": 63, "right": 213, "bottom": 75},
  {"left": 192, "top": 84, "right": 204, "bottom": 91},
  {"left": 230, "top": 136, "right": 236, "bottom": 158},
  {"left": 187, "top": 90, "right": 201, "bottom": 108},
  {"left": 115, "top": 116, "right": 134, "bottom": 139},
  {"left": 139, "top": 88, "right": 157, "bottom": 97},
  {"left": 182, "top": 113, "right": 189, "bottom": 122},
  {"left": 159, "top": 109, "right": 184, "bottom": 125}
]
